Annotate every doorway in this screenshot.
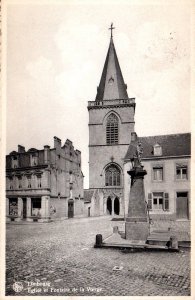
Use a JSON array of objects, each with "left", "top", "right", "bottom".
[
  {"left": 88, "top": 207, "right": 91, "bottom": 217},
  {"left": 22, "top": 198, "right": 27, "bottom": 219},
  {"left": 114, "top": 197, "right": 120, "bottom": 215},
  {"left": 176, "top": 192, "right": 189, "bottom": 219},
  {"left": 68, "top": 201, "right": 74, "bottom": 218},
  {"left": 107, "top": 197, "right": 112, "bottom": 215}
]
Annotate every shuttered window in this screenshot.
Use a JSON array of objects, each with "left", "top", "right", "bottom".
[
  {"left": 152, "top": 192, "right": 163, "bottom": 210},
  {"left": 164, "top": 193, "right": 169, "bottom": 210},
  {"left": 106, "top": 114, "right": 119, "bottom": 145},
  {"left": 147, "top": 193, "right": 152, "bottom": 210},
  {"left": 148, "top": 192, "right": 169, "bottom": 211}
]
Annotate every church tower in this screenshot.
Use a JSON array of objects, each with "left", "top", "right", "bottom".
[{"left": 87, "top": 24, "right": 136, "bottom": 216}]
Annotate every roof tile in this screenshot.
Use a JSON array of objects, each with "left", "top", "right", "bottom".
[{"left": 124, "top": 133, "right": 191, "bottom": 160}]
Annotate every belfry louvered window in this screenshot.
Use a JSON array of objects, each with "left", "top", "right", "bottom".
[
  {"left": 106, "top": 113, "right": 118, "bottom": 145},
  {"left": 105, "top": 164, "right": 121, "bottom": 186}
]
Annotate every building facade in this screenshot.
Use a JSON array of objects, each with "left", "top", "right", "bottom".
[
  {"left": 87, "top": 31, "right": 135, "bottom": 217},
  {"left": 85, "top": 27, "right": 190, "bottom": 222},
  {"left": 6, "top": 137, "right": 84, "bottom": 222},
  {"left": 124, "top": 133, "right": 191, "bottom": 221}
]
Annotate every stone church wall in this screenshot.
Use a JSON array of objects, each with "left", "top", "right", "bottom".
[{"left": 89, "top": 145, "right": 126, "bottom": 189}]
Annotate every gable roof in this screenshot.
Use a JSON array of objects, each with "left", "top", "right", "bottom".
[
  {"left": 124, "top": 133, "right": 191, "bottom": 161},
  {"left": 95, "top": 37, "right": 128, "bottom": 101}
]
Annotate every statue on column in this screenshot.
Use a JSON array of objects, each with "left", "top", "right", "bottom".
[
  {"left": 126, "top": 139, "right": 148, "bottom": 241},
  {"left": 131, "top": 141, "right": 143, "bottom": 169}
]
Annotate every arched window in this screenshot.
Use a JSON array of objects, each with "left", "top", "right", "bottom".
[
  {"left": 106, "top": 113, "right": 118, "bottom": 145},
  {"left": 105, "top": 164, "right": 121, "bottom": 186}
]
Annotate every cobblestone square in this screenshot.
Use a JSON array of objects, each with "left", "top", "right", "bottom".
[{"left": 6, "top": 217, "right": 190, "bottom": 296}]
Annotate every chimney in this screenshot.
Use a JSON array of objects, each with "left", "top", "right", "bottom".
[
  {"left": 44, "top": 145, "right": 50, "bottom": 164},
  {"left": 54, "top": 136, "right": 61, "bottom": 155},
  {"left": 131, "top": 132, "right": 137, "bottom": 142},
  {"left": 65, "top": 139, "right": 72, "bottom": 146},
  {"left": 18, "top": 145, "right": 25, "bottom": 153}
]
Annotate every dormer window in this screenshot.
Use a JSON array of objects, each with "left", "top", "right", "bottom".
[
  {"left": 153, "top": 143, "right": 162, "bottom": 156},
  {"left": 30, "top": 154, "right": 38, "bottom": 166},
  {"left": 12, "top": 156, "right": 18, "bottom": 168},
  {"left": 108, "top": 76, "right": 114, "bottom": 85}
]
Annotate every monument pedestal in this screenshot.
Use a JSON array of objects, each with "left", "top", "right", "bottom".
[
  {"left": 125, "top": 166, "right": 149, "bottom": 242},
  {"left": 125, "top": 222, "right": 149, "bottom": 242}
]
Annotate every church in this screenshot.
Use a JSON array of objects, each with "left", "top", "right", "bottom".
[{"left": 84, "top": 24, "right": 191, "bottom": 221}]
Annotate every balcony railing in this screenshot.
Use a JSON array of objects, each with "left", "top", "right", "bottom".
[{"left": 88, "top": 98, "right": 135, "bottom": 108}]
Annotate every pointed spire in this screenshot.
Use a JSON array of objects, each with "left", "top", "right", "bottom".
[{"left": 95, "top": 24, "right": 128, "bottom": 101}]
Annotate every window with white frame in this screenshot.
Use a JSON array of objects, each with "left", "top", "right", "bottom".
[
  {"left": 153, "top": 192, "right": 163, "bottom": 210},
  {"left": 176, "top": 165, "right": 187, "bottom": 180},
  {"left": 153, "top": 166, "right": 163, "bottom": 181}
]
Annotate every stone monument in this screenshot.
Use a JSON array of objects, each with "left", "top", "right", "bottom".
[{"left": 125, "top": 141, "right": 149, "bottom": 242}]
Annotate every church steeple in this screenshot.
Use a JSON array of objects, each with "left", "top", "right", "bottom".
[{"left": 95, "top": 24, "right": 128, "bottom": 101}]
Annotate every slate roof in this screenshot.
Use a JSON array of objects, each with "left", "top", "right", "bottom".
[
  {"left": 124, "top": 133, "right": 191, "bottom": 161},
  {"left": 84, "top": 189, "right": 94, "bottom": 203},
  {"left": 95, "top": 37, "right": 128, "bottom": 101}
]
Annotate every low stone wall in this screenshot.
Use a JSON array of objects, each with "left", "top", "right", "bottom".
[
  {"left": 150, "top": 220, "right": 191, "bottom": 241},
  {"left": 149, "top": 213, "right": 176, "bottom": 221}
]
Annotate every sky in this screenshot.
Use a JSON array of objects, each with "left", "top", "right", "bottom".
[{"left": 6, "top": 0, "right": 191, "bottom": 188}]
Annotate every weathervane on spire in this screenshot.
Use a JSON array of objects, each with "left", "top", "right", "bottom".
[{"left": 109, "top": 22, "right": 115, "bottom": 39}]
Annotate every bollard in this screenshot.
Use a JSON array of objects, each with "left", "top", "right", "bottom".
[
  {"left": 169, "top": 236, "right": 178, "bottom": 250},
  {"left": 113, "top": 226, "right": 118, "bottom": 233},
  {"left": 95, "top": 234, "right": 103, "bottom": 248}
]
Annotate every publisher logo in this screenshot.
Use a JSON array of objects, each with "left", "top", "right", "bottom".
[{"left": 13, "top": 282, "right": 23, "bottom": 293}]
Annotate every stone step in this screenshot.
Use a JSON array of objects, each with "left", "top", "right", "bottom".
[
  {"left": 146, "top": 232, "right": 172, "bottom": 245},
  {"left": 101, "top": 242, "right": 170, "bottom": 250},
  {"left": 146, "top": 232, "right": 180, "bottom": 249},
  {"left": 145, "top": 244, "right": 168, "bottom": 249},
  {"left": 150, "top": 231, "right": 171, "bottom": 236},
  {"left": 147, "top": 236, "right": 171, "bottom": 242}
]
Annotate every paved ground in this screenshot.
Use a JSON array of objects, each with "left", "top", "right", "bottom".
[{"left": 6, "top": 216, "right": 191, "bottom": 296}]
